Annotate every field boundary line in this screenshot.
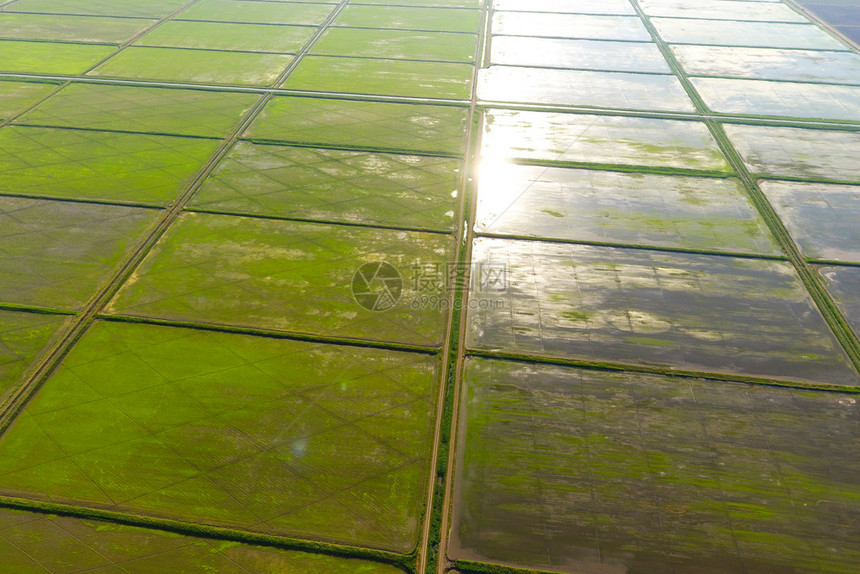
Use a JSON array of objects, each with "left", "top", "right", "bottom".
[
  {"left": 488, "top": 157, "right": 735, "bottom": 178},
  {"left": 238, "top": 137, "right": 465, "bottom": 158},
  {"left": 5, "top": 70, "right": 860, "bottom": 128},
  {"left": 455, "top": 557, "right": 604, "bottom": 574},
  {"left": 428, "top": 4, "right": 492, "bottom": 574},
  {"left": 186, "top": 207, "right": 456, "bottom": 235},
  {"left": 0, "top": 191, "right": 166, "bottom": 209},
  {"left": 0, "top": 495, "right": 413, "bottom": 572},
  {"left": 467, "top": 350, "right": 860, "bottom": 394},
  {"left": 473, "top": 233, "right": 790, "bottom": 262},
  {"left": 98, "top": 313, "right": 442, "bottom": 355},
  {"left": 10, "top": 122, "right": 224, "bottom": 140},
  {"left": 0, "top": 303, "right": 76, "bottom": 316},
  {"left": 0, "top": 12, "right": 157, "bottom": 21},
  {"left": 75, "top": 0, "right": 208, "bottom": 77},
  {"left": 630, "top": 0, "right": 860, "bottom": 378},
  {"left": 0, "top": 0, "right": 352, "bottom": 436}
]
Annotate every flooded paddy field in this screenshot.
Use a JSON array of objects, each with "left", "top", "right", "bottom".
[
  {"left": 819, "top": 266, "right": 860, "bottom": 336},
  {"left": 474, "top": 165, "right": 780, "bottom": 254},
  {"left": 466, "top": 238, "right": 857, "bottom": 385},
  {"left": 451, "top": 359, "right": 860, "bottom": 573},
  {"left": 1, "top": 0, "right": 859, "bottom": 572}
]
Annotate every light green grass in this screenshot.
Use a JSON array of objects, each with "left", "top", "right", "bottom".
[
  {"left": 245, "top": 96, "right": 469, "bottom": 155},
  {"left": 0, "top": 13, "right": 156, "bottom": 44},
  {"left": 355, "top": 0, "right": 480, "bottom": 7},
  {"left": 19, "top": 83, "right": 260, "bottom": 138},
  {"left": 3, "top": 0, "right": 188, "bottom": 18},
  {"left": 0, "top": 320, "right": 440, "bottom": 552},
  {"left": 89, "top": 46, "right": 294, "bottom": 86},
  {"left": 0, "top": 81, "right": 57, "bottom": 120},
  {"left": 0, "top": 196, "right": 158, "bottom": 309},
  {"left": 177, "top": 0, "right": 334, "bottom": 25},
  {"left": 107, "top": 212, "right": 453, "bottom": 345},
  {"left": 0, "top": 126, "right": 220, "bottom": 204},
  {"left": 0, "top": 507, "right": 407, "bottom": 572},
  {"left": 137, "top": 20, "right": 314, "bottom": 53},
  {"left": 284, "top": 56, "right": 473, "bottom": 99},
  {"left": 333, "top": 4, "right": 480, "bottom": 33},
  {"left": 191, "top": 142, "right": 461, "bottom": 230},
  {"left": 0, "top": 40, "right": 115, "bottom": 75},
  {"left": 0, "top": 310, "right": 69, "bottom": 403},
  {"left": 312, "top": 27, "right": 476, "bottom": 62}
]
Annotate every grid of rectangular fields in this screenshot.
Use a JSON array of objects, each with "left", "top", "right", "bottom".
[
  {"left": 451, "top": 0, "right": 860, "bottom": 573},
  {"left": 0, "top": 320, "right": 440, "bottom": 551},
  {"left": 0, "top": 0, "right": 477, "bottom": 570},
  {"left": 1, "top": 0, "right": 860, "bottom": 573}
]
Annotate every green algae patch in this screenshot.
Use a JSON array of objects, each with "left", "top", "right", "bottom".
[
  {"left": 0, "top": 126, "right": 220, "bottom": 205},
  {"left": 451, "top": 358, "right": 860, "bottom": 573},
  {"left": 19, "top": 83, "right": 259, "bottom": 138},
  {"left": 466, "top": 238, "right": 858, "bottom": 386},
  {"left": 0, "top": 40, "right": 115, "bottom": 75},
  {"left": 283, "top": 56, "right": 473, "bottom": 100},
  {"left": 0, "top": 197, "right": 158, "bottom": 309},
  {"left": 0, "top": 506, "right": 408, "bottom": 572},
  {"left": 88, "top": 46, "right": 294, "bottom": 87},
  {"left": 0, "top": 320, "right": 441, "bottom": 553},
  {"left": 246, "top": 96, "right": 469, "bottom": 155},
  {"left": 192, "top": 142, "right": 461, "bottom": 230},
  {"left": 107, "top": 213, "right": 452, "bottom": 346},
  {"left": 0, "top": 310, "right": 69, "bottom": 403}
]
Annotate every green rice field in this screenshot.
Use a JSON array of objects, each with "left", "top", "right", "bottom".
[{"left": 0, "top": 0, "right": 859, "bottom": 573}]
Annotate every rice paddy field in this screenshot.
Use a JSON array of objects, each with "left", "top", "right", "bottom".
[{"left": 0, "top": 0, "right": 859, "bottom": 573}]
